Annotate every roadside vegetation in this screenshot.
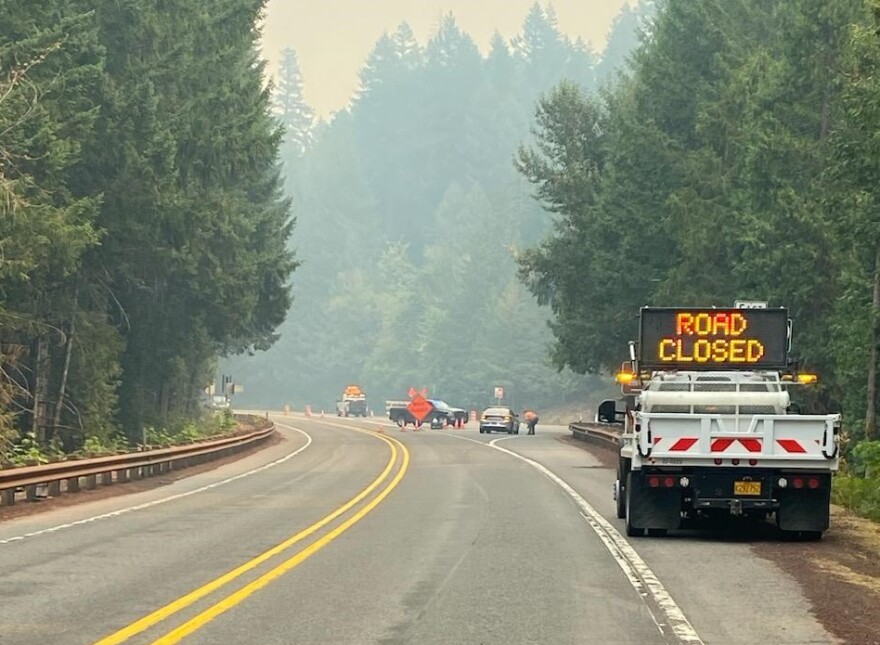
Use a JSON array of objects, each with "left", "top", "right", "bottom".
[
  {"left": 0, "top": 411, "right": 239, "bottom": 469},
  {"left": 834, "top": 440, "right": 880, "bottom": 521}
]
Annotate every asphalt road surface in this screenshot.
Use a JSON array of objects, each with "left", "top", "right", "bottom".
[{"left": 0, "top": 414, "right": 836, "bottom": 644}]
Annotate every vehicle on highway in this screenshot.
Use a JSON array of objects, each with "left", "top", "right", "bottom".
[
  {"left": 337, "top": 384, "right": 368, "bottom": 417},
  {"left": 428, "top": 399, "right": 468, "bottom": 427},
  {"left": 386, "top": 397, "right": 467, "bottom": 427},
  {"left": 209, "top": 395, "right": 231, "bottom": 411},
  {"left": 479, "top": 407, "right": 519, "bottom": 434},
  {"left": 610, "top": 306, "right": 839, "bottom": 540},
  {"left": 386, "top": 399, "right": 431, "bottom": 426}
]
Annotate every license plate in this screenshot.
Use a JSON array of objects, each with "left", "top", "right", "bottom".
[{"left": 734, "top": 481, "right": 761, "bottom": 496}]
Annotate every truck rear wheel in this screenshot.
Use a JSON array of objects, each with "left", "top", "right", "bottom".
[
  {"left": 615, "top": 480, "right": 626, "bottom": 519},
  {"left": 615, "top": 458, "right": 629, "bottom": 519},
  {"left": 625, "top": 473, "right": 644, "bottom": 537}
]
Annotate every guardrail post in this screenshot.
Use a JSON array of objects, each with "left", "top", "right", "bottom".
[
  {"left": 101, "top": 472, "right": 113, "bottom": 486},
  {"left": 48, "top": 480, "right": 61, "bottom": 497},
  {"left": 25, "top": 485, "right": 37, "bottom": 501},
  {"left": 2, "top": 488, "right": 14, "bottom": 506},
  {"left": 67, "top": 476, "right": 80, "bottom": 493},
  {"left": 116, "top": 468, "right": 129, "bottom": 483},
  {"left": 84, "top": 474, "right": 97, "bottom": 490}
]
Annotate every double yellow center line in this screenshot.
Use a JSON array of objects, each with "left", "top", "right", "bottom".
[{"left": 95, "top": 426, "right": 409, "bottom": 644}]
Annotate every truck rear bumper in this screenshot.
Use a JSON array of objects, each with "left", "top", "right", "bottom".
[{"left": 625, "top": 467, "right": 831, "bottom": 533}]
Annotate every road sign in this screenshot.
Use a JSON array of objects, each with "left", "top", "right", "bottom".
[
  {"left": 494, "top": 386, "right": 504, "bottom": 400},
  {"left": 408, "top": 387, "right": 416, "bottom": 398},
  {"left": 735, "top": 300, "right": 768, "bottom": 309},
  {"left": 407, "top": 395, "right": 433, "bottom": 423}
]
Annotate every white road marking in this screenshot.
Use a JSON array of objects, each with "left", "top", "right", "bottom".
[
  {"left": 445, "top": 432, "right": 704, "bottom": 645},
  {"left": 0, "top": 422, "right": 312, "bottom": 546}
]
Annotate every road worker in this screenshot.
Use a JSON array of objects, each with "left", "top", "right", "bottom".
[{"left": 523, "top": 409, "right": 539, "bottom": 435}]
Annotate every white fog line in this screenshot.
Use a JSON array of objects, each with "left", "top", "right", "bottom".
[
  {"left": 0, "top": 422, "right": 312, "bottom": 546},
  {"left": 449, "top": 432, "right": 704, "bottom": 645}
]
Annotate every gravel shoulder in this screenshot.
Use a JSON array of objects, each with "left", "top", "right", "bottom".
[{"left": 564, "top": 432, "right": 880, "bottom": 645}]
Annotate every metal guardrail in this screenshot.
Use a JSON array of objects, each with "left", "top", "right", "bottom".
[
  {"left": 0, "top": 416, "right": 275, "bottom": 507},
  {"left": 569, "top": 422, "right": 621, "bottom": 451}
]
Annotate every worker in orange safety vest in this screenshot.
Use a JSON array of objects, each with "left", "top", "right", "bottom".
[{"left": 523, "top": 409, "right": 539, "bottom": 435}]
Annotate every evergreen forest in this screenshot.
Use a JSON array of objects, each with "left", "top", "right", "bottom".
[
  {"left": 5, "top": 0, "right": 880, "bottom": 503},
  {"left": 228, "top": 3, "right": 651, "bottom": 414},
  {"left": 0, "top": 1, "right": 293, "bottom": 458}
]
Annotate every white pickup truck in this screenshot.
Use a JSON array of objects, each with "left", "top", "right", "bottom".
[{"left": 610, "top": 307, "right": 840, "bottom": 540}]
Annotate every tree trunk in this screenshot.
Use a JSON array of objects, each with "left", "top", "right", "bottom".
[
  {"left": 32, "top": 336, "right": 50, "bottom": 444},
  {"left": 52, "top": 310, "right": 76, "bottom": 433},
  {"left": 866, "top": 244, "right": 880, "bottom": 440}
]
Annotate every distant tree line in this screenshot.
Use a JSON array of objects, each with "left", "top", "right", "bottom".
[
  {"left": 0, "top": 1, "right": 294, "bottom": 457},
  {"left": 228, "top": 2, "right": 653, "bottom": 412}
]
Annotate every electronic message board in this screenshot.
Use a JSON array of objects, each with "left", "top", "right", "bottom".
[{"left": 639, "top": 308, "right": 789, "bottom": 370}]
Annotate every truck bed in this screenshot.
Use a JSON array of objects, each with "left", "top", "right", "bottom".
[{"left": 627, "top": 411, "right": 840, "bottom": 470}]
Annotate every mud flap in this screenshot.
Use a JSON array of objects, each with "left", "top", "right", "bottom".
[
  {"left": 777, "top": 488, "right": 831, "bottom": 532},
  {"left": 628, "top": 474, "right": 681, "bottom": 531}
]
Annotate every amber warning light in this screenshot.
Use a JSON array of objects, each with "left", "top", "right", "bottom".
[{"left": 639, "top": 308, "right": 789, "bottom": 370}]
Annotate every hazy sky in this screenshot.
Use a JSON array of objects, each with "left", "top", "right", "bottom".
[{"left": 261, "top": 0, "right": 630, "bottom": 117}]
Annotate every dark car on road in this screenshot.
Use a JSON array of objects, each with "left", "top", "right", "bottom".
[
  {"left": 479, "top": 407, "right": 520, "bottom": 434},
  {"left": 429, "top": 399, "right": 468, "bottom": 426}
]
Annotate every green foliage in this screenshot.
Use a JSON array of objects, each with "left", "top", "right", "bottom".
[
  {"left": 833, "top": 476, "right": 880, "bottom": 522},
  {"left": 218, "top": 410, "right": 237, "bottom": 433},
  {"left": 81, "top": 434, "right": 126, "bottom": 455},
  {"left": 851, "top": 441, "right": 880, "bottom": 478},
  {"left": 0, "top": 0, "right": 295, "bottom": 454},
  {"left": 10, "top": 433, "right": 50, "bottom": 466}
]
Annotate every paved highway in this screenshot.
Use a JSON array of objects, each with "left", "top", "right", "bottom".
[{"left": 0, "top": 415, "right": 835, "bottom": 644}]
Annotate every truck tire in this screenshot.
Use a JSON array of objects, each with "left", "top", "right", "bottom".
[
  {"left": 625, "top": 473, "right": 644, "bottom": 537},
  {"left": 615, "top": 480, "right": 626, "bottom": 519},
  {"left": 615, "top": 458, "right": 629, "bottom": 519}
]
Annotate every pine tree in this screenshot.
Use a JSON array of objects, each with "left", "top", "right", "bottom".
[
  {"left": 391, "top": 22, "right": 422, "bottom": 69},
  {"left": 276, "top": 48, "right": 313, "bottom": 157}
]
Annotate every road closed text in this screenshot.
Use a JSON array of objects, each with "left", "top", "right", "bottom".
[
  {"left": 639, "top": 308, "right": 789, "bottom": 369},
  {"left": 661, "top": 313, "right": 763, "bottom": 364}
]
